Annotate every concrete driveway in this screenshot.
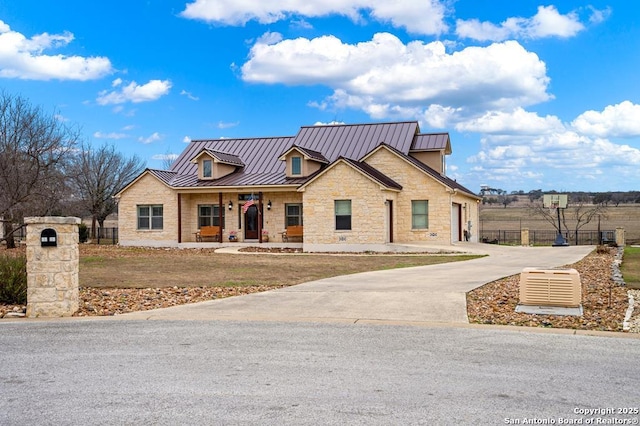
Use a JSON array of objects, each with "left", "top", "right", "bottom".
[{"left": 118, "top": 243, "right": 595, "bottom": 324}]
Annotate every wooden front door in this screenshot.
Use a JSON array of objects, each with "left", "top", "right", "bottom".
[{"left": 244, "top": 204, "right": 259, "bottom": 240}]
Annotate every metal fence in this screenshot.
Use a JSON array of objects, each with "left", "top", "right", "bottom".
[
  {"left": 480, "top": 229, "right": 615, "bottom": 246},
  {"left": 89, "top": 227, "right": 119, "bottom": 245}
]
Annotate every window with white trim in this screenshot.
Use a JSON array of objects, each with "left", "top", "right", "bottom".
[
  {"left": 137, "top": 205, "right": 163, "bottom": 230},
  {"left": 335, "top": 200, "right": 351, "bottom": 230},
  {"left": 411, "top": 200, "right": 429, "bottom": 229}
]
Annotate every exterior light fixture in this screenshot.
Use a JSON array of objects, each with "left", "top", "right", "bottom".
[
  {"left": 267, "top": 200, "right": 272, "bottom": 210},
  {"left": 228, "top": 201, "right": 233, "bottom": 210}
]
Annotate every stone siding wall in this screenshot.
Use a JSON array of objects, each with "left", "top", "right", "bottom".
[
  {"left": 118, "top": 173, "right": 178, "bottom": 246},
  {"left": 302, "top": 162, "right": 393, "bottom": 245},
  {"left": 365, "top": 149, "right": 454, "bottom": 244}
]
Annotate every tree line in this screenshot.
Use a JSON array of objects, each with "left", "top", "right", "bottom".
[
  {"left": 0, "top": 91, "right": 146, "bottom": 249},
  {"left": 482, "top": 189, "right": 640, "bottom": 208}
]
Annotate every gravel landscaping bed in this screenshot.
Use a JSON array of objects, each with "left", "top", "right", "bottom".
[{"left": 467, "top": 246, "right": 637, "bottom": 332}]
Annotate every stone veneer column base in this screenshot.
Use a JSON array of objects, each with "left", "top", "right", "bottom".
[{"left": 25, "top": 217, "right": 80, "bottom": 318}]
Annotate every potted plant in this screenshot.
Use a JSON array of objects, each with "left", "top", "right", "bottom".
[
  {"left": 228, "top": 230, "right": 237, "bottom": 242},
  {"left": 262, "top": 230, "right": 269, "bottom": 242}
]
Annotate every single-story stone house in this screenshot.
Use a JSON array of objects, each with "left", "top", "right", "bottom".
[{"left": 115, "top": 121, "right": 481, "bottom": 251}]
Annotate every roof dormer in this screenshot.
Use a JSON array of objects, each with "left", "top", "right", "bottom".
[
  {"left": 190, "top": 149, "right": 244, "bottom": 180},
  {"left": 409, "top": 133, "right": 451, "bottom": 175},
  {"left": 278, "top": 145, "right": 329, "bottom": 178}
]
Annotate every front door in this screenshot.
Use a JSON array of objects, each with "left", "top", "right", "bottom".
[{"left": 244, "top": 204, "right": 259, "bottom": 240}]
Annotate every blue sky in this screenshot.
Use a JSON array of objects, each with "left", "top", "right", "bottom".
[{"left": 1, "top": 0, "right": 639, "bottom": 193}]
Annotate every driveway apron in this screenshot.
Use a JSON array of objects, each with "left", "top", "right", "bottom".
[{"left": 118, "top": 244, "right": 594, "bottom": 324}]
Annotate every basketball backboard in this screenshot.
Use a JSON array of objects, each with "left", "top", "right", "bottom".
[{"left": 543, "top": 194, "right": 568, "bottom": 208}]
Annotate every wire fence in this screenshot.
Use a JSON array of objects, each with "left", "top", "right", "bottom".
[{"left": 480, "top": 229, "right": 615, "bottom": 246}]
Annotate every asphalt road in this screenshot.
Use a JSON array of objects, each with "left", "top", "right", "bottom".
[{"left": 1, "top": 320, "right": 639, "bottom": 425}]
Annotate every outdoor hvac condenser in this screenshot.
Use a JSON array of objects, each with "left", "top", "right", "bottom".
[{"left": 519, "top": 268, "right": 581, "bottom": 307}]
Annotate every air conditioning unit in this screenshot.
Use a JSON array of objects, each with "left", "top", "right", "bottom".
[{"left": 519, "top": 268, "right": 581, "bottom": 307}]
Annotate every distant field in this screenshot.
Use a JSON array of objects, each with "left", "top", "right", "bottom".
[{"left": 480, "top": 204, "right": 640, "bottom": 244}]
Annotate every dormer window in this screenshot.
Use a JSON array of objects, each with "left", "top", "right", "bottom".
[
  {"left": 291, "top": 156, "right": 302, "bottom": 175},
  {"left": 203, "top": 159, "right": 212, "bottom": 178},
  {"left": 190, "top": 148, "right": 244, "bottom": 180},
  {"left": 279, "top": 145, "right": 329, "bottom": 178}
]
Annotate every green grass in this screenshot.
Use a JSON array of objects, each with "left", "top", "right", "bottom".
[
  {"left": 621, "top": 246, "right": 640, "bottom": 288},
  {"left": 80, "top": 256, "right": 106, "bottom": 264}
]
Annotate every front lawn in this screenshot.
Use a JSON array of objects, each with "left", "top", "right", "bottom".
[{"left": 621, "top": 246, "right": 640, "bottom": 288}]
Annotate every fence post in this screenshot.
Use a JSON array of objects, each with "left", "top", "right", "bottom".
[
  {"left": 615, "top": 227, "right": 625, "bottom": 246},
  {"left": 521, "top": 228, "right": 529, "bottom": 246}
]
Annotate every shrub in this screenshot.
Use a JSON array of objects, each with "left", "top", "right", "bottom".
[
  {"left": 0, "top": 253, "right": 27, "bottom": 304},
  {"left": 78, "top": 223, "right": 89, "bottom": 243}
]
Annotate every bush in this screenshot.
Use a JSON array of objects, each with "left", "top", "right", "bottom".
[
  {"left": 78, "top": 223, "right": 89, "bottom": 243},
  {"left": 0, "top": 253, "right": 27, "bottom": 304}
]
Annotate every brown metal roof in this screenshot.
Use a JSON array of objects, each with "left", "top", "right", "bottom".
[
  {"left": 279, "top": 145, "right": 330, "bottom": 164},
  {"left": 411, "top": 133, "right": 451, "bottom": 154},
  {"left": 292, "top": 121, "right": 419, "bottom": 162},
  {"left": 192, "top": 149, "right": 245, "bottom": 166},
  {"left": 143, "top": 121, "right": 466, "bottom": 193},
  {"left": 171, "top": 137, "right": 294, "bottom": 177}
]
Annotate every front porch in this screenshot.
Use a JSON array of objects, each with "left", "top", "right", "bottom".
[{"left": 178, "top": 241, "right": 304, "bottom": 250}]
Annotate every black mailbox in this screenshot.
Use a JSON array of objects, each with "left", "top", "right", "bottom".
[{"left": 41, "top": 228, "right": 57, "bottom": 247}]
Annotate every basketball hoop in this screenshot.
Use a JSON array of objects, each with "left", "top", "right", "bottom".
[{"left": 543, "top": 194, "right": 569, "bottom": 246}]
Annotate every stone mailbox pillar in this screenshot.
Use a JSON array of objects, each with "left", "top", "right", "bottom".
[{"left": 25, "top": 217, "right": 80, "bottom": 318}]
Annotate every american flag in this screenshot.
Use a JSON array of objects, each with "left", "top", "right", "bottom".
[{"left": 242, "top": 198, "right": 255, "bottom": 213}]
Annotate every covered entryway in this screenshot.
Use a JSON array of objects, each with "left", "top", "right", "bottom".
[{"left": 244, "top": 204, "right": 259, "bottom": 240}]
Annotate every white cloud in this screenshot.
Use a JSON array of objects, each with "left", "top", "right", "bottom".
[
  {"left": 466, "top": 126, "right": 640, "bottom": 190},
  {"left": 0, "top": 20, "right": 112, "bottom": 80},
  {"left": 243, "top": 33, "right": 551, "bottom": 117},
  {"left": 93, "top": 131, "right": 128, "bottom": 140},
  {"left": 217, "top": 121, "right": 239, "bottom": 129},
  {"left": 183, "top": 136, "right": 191, "bottom": 143},
  {"left": 313, "top": 121, "right": 345, "bottom": 126},
  {"left": 571, "top": 101, "right": 640, "bottom": 138},
  {"left": 152, "top": 153, "right": 179, "bottom": 161},
  {"left": 181, "top": 0, "right": 447, "bottom": 35},
  {"left": 456, "top": 108, "right": 564, "bottom": 135},
  {"left": 180, "top": 90, "right": 199, "bottom": 101},
  {"left": 588, "top": 6, "right": 611, "bottom": 24},
  {"left": 138, "top": 132, "right": 162, "bottom": 144},
  {"left": 97, "top": 79, "right": 172, "bottom": 105},
  {"left": 456, "top": 6, "right": 585, "bottom": 41}
]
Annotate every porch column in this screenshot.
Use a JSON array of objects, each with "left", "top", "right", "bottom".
[
  {"left": 177, "top": 193, "right": 182, "bottom": 243},
  {"left": 219, "top": 192, "right": 223, "bottom": 242},
  {"left": 258, "top": 191, "right": 263, "bottom": 243}
]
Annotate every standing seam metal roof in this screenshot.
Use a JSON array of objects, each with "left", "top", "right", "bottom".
[{"left": 147, "top": 121, "right": 473, "bottom": 193}]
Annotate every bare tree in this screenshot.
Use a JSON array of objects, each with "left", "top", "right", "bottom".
[
  {"left": 0, "top": 92, "right": 78, "bottom": 249},
  {"left": 66, "top": 143, "right": 145, "bottom": 238},
  {"left": 530, "top": 196, "right": 608, "bottom": 244}
]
